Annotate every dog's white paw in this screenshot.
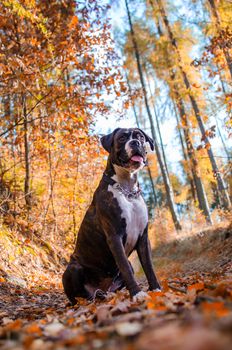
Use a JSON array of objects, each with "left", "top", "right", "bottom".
[
  {"left": 132, "top": 291, "right": 149, "bottom": 303},
  {"left": 152, "top": 288, "right": 162, "bottom": 292}
]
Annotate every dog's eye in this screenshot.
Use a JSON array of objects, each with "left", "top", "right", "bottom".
[
  {"left": 118, "top": 135, "right": 127, "bottom": 143},
  {"left": 136, "top": 133, "right": 145, "bottom": 142}
]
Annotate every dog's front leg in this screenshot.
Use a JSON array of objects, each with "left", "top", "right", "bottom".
[
  {"left": 136, "top": 226, "right": 161, "bottom": 291},
  {"left": 106, "top": 233, "right": 141, "bottom": 298}
]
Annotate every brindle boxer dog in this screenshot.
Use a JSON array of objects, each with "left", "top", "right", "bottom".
[{"left": 62, "top": 128, "right": 161, "bottom": 304}]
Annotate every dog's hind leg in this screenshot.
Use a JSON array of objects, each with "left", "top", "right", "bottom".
[{"left": 62, "top": 263, "right": 89, "bottom": 305}]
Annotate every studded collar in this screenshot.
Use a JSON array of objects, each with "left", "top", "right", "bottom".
[{"left": 103, "top": 173, "right": 141, "bottom": 199}]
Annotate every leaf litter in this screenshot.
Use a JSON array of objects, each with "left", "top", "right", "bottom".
[{"left": 0, "top": 229, "right": 232, "bottom": 350}]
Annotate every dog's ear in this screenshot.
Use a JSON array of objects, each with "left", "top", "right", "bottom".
[
  {"left": 100, "top": 128, "right": 120, "bottom": 153},
  {"left": 139, "top": 129, "right": 154, "bottom": 151}
]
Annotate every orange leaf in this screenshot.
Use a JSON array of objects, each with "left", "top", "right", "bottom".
[
  {"left": 65, "top": 334, "right": 86, "bottom": 346},
  {"left": 147, "top": 301, "right": 167, "bottom": 311},
  {"left": 148, "top": 290, "right": 165, "bottom": 300},
  {"left": 5, "top": 319, "right": 22, "bottom": 331},
  {"left": 67, "top": 317, "right": 75, "bottom": 326},
  {"left": 187, "top": 282, "right": 204, "bottom": 292},
  {"left": 24, "top": 323, "right": 42, "bottom": 335},
  {"left": 69, "top": 16, "right": 78, "bottom": 29},
  {"left": 146, "top": 290, "right": 166, "bottom": 310},
  {"left": 201, "top": 301, "right": 230, "bottom": 318},
  {"left": 39, "top": 319, "right": 47, "bottom": 325}
]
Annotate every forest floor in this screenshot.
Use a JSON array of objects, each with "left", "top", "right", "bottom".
[{"left": 0, "top": 223, "right": 232, "bottom": 350}]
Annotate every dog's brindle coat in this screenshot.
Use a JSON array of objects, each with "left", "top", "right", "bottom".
[{"left": 62, "top": 128, "right": 161, "bottom": 304}]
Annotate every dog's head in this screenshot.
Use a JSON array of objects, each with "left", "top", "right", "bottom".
[{"left": 101, "top": 128, "right": 154, "bottom": 172}]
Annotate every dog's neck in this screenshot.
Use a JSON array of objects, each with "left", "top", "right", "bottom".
[{"left": 105, "top": 156, "right": 138, "bottom": 191}]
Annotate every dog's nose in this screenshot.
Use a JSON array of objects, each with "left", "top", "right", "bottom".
[{"left": 130, "top": 139, "right": 140, "bottom": 148}]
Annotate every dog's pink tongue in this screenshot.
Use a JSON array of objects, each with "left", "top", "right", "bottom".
[{"left": 130, "top": 155, "right": 143, "bottom": 163}]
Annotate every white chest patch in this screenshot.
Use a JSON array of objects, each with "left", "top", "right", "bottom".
[{"left": 108, "top": 184, "right": 148, "bottom": 256}]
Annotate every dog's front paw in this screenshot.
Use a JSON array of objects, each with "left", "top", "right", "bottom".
[
  {"left": 132, "top": 291, "right": 149, "bottom": 303},
  {"left": 149, "top": 283, "right": 162, "bottom": 292}
]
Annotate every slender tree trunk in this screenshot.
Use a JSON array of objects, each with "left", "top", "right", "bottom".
[
  {"left": 144, "top": 66, "right": 170, "bottom": 177},
  {"left": 22, "top": 94, "right": 32, "bottom": 213},
  {"left": 172, "top": 102, "right": 197, "bottom": 203},
  {"left": 126, "top": 73, "right": 158, "bottom": 206},
  {"left": 71, "top": 153, "right": 79, "bottom": 237},
  {"left": 170, "top": 72, "right": 212, "bottom": 221},
  {"left": 125, "top": 0, "right": 181, "bottom": 230},
  {"left": 147, "top": 166, "right": 158, "bottom": 207},
  {"left": 208, "top": 0, "right": 232, "bottom": 80},
  {"left": 126, "top": 73, "right": 141, "bottom": 129},
  {"left": 48, "top": 142, "right": 57, "bottom": 240},
  {"left": 217, "top": 64, "right": 227, "bottom": 95},
  {"left": 43, "top": 149, "right": 61, "bottom": 226},
  {"left": 154, "top": 0, "right": 231, "bottom": 210},
  {"left": 149, "top": 0, "right": 162, "bottom": 36},
  {"left": 173, "top": 88, "right": 212, "bottom": 224},
  {"left": 11, "top": 129, "right": 17, "bottom": 219}
]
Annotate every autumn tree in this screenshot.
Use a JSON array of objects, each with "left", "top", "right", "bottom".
[
  {"left": 152, "top": 0, "right": 231, "bottom": 210},
  {"left": 0, "top": 0, "right": 126, "bottom": 241}
]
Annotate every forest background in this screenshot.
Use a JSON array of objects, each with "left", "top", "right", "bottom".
[
  {"left": 0, "top": 0, "right": 231, "bottom": 252},
  {"left": 0, "top": 1, "right": 232, "bottom": 349}
]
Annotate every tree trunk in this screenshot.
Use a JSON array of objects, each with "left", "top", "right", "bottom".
[
  {"left": 125, "top": 0, "right": 182, "bottom": 230},
  {"left": 43, "top": 142, "right": 61, "bottom": 228},
  {"left": 147, "top": 166, "right": 158, "bottom": 207},
  {"left": 126, "top": 73, "right": 141, "bottom": 129},
  {"left": 169, "top": 69, "right": 212, "bottom": 223},
  {"left": 22, "top": 94, "right": 32, "bottom": 212},
  {"left": 208, "top": 0, "right": 232, "bottom": 80},
  {"left": 172, "top": 102, "right": 197, "bottom": 203},
  {"left": 48, "top": 142, "right": 57, "bottom": 240},
  {"left": 144, "top": 66, "right": 170, "bottom": 177},
  {"left": 154, "top": 0, "right": 231, "bottom": 210},
  {"left": 126, "top": 73, "right": 158, "bottom": 206},
  {"left": 173, "top": 86, "right": 212, "bottom": 224},
  {"left": 71, "top": 153, "right": 79, "bottom": 238}
]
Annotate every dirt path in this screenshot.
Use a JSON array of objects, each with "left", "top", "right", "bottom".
[{"left": 0, "top": 227, "right": 232, "bottom": 350}]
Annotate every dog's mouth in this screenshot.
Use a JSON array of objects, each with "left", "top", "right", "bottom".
[{"left": 129, "top": 152, "right": 144, "bottom": 164}]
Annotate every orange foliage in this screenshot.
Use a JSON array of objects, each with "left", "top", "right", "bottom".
[{"left": 0, "top": 0, "right": 126, "bottom": 245}]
